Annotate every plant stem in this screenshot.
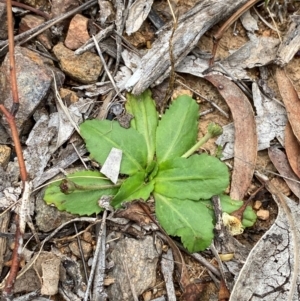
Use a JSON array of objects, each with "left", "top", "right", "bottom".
[
  {"left": 182, "top": 122, "right": 223, "bottom": 158},
  {"left": 60, "top": 179, "right": 123, "bottom": 194},
  {"left": 181, "top": 133, "right": 213, "bottom": 158}
]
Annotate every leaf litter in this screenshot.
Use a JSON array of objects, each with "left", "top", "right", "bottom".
[{"left": 1, "top": 0, "right": 300, "bottom": 300}]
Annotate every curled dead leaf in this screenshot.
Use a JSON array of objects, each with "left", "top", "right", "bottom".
[
  {"left": 285, "top": 122, "right": 300, "bottom": 178},
  {"left": 268, "top": 146, "right": 300, "bottom": 198},
  {"left": 204, "top": 74, "right": 257, "bottom": 200},
  {"left": 276, "top": 68, "right": 300, "bottom": 142}
]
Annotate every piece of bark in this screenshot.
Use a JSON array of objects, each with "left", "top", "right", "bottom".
[
  {"left": 205, "top": 74, "right": 257, "bottom": 201},
  {"left": 126, "top": 0, "right": 154, "bottom": 35},
  {"left": 161, "top": 249, "right": 176, "bottom": 301},
  {"left": 107, "top": 236, "right": 161, "bottom": 301},
  {"left": 275, "top": 15, "right": 300, "bottom": 67},
  {"left": 230, "top": 172, "right": 300, "bottom": 301},
  {"left": 216, "top": 35, "right": 280, "bottom": 80},
  {"left": 0, "top": 212, "right": 10, "bottom": 275},
  {"left": 125, "top": 0, "right": 249, "bottom": 94}
]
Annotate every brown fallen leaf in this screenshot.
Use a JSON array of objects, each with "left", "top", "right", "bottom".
[
  {"left": 218, "top": 279, "right": 230, "bottom": 301},
  {"left": 285, "top": 122, "right": 300, "bottom": 178},
  {"left": 268, "top": 146, "right": 300, "bottom": 198},
  {"left": 115, "top": 201, "right": 152, "bottom": 225},
  {"left": 204, "top": 74, "right": 257, "bottom": 201},
  {"left": 276, "top": 68, "right": 300, "bottom": 142}
]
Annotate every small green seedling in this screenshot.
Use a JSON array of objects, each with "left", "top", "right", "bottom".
[{"left": 44, "top": 91, "right": 256, "bottom": 252}]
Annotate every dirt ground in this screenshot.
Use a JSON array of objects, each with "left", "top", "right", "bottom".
[{"left": 0, "top": 0, "right": 300, "bottom": 300}]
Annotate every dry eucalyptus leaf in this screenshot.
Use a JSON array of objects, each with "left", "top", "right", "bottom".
[
  {"left": 285, "top": 122, "right": 300, "bottom": 178},
  {"left": 33, "top": 252, "right": 61, "bottom": 296},
  {"left": 230, "top": 173, "right": 300, "bottom": 301},
  {"left": 276, "top": 68, "right": 300, "bottom": 143},
  {"left": 205, "top": 74, "right": 257, "bottom": 201},
  {"left": 268, "top": 146, "right": 300, "bottom": 198},
  {"left": 217, "top": 82, "right": 287, "bottom": 160}
]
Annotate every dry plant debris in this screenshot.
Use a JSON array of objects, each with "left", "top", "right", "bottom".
[{"left": 0, "top": 0, "right": 300, "bottom": 300}]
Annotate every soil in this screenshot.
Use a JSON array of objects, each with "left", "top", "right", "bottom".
[{"left": 0, "top": 0, "right": 300, "bottom": 300}]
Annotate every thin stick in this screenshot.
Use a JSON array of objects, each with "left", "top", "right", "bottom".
[
  {"left": 74, "top": 223, "right": 89, "bottom": 284},
  {"left": 0, "top": 0, "right": 50, "bottom": 19},
  {"left": 84, "top": 210, "right": 108, "bottom": 301},
  {"left": 210, "top": 0, "right": 261, "bottom": 66},
  {"left": 0, "top": 106, "right": 27, "bottom": 182},
  {"left": 1, "top": 0, "right": 29, "bottom": 297},
  {"left": 6, "top": 0, "right": 19, "bottom": 115},
  {"left": 92, "top": 35, "right": 126, "bottom": 101},
  {"left": 1, "top": 214, "right": 21, "bottom": 298}
]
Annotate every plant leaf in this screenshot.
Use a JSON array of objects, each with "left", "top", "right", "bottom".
[
  {"left": 156, "top": 95, "right": 198, "bottom": 163},
  {"left": 80, "top": 120, "right": 148, "bottom": 175},
  {"left": 214, "top": 194, "right": 257, "bottom": 228},
  {"left": 155, "top": 155, "right": 229, "bottom": 200},
  {"left": 154, "top": 193, "right": 214, "bottom": 252},
  {"left": 111, "top": 172, "right": 155, "bottom": 208},
  {"left": 126, "top": 90, "right": 158, "bottom": 166},
  {"left": 44, "top": 171, "right": 119, "bottom": 215}
]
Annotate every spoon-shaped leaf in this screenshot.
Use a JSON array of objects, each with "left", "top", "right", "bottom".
[
  {"left": 44, "top": 170, "right": 120, "bottom": 215},
  {"left": 154, "top": 193, "right": 214, "bottom": 252},
  {"left": 156, "top": 95, "right": 198, "bottom": 163},
  {"left": 155, "top": 155, "right": 229, "bottom": 200},
  {"left": 80, "top": 120, "right": 148, "bottom": 175},
  {"left": 126, "top": 90, "right": 158, "bottom": 166}
]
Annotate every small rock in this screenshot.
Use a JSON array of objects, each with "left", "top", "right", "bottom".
[
  {"left": 0, "top": 145, "right": 11, "bottom": 167},
  {"left": 0, "top": 46, "right": 52, "bottom": 134},
  {"left": 35, "top": 189, "right": 75, "bottom": 232},
  {"left": 0, "top": 3, "right": 8, "bottom": 39},
  {"left": 53, "top": 42, "right": 102, "bottom": 84},
  {"left": 19, "top": 14, "right": 52, "bottom": 49},
  {"left": 51, "top": 0, "right": 79, "bottom": 18},
  {"left": 59, "top": 88, "right": 79, "bottom": 105},
  {"left": 256, "top": 209, "right": 269, "bottom": 221},
  {"left": 82, "top": 231, "right": 93, "bottom": 243},
  {"left": 65, "top": 14, "right": 90, "bottom": 50},
  {"left": 69, "top": 240, "right": 92, "bottom": 260},
  {"left": 51, "top": 0, "right": 80, "bottom": 34},
  {"left": 270, "top": 177, "right": 291, "bottom": 196},
  {"left": 172, "top": 88, "right": 193, "bottom": 100},
  {"left": 107, "top": 236, "right": 161, "bottom": 301},
  {"left": 142, "top": 290, "right": 152, "bottom": 301},
  {"left": 253, "top": 200, "right": 262, "bottom": 210},
  {"left": 22, "top": 0, "right": 49, "bottom": 9},
  {"left": 0, "top": 166, "right": 11, "bottom": 197}
]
